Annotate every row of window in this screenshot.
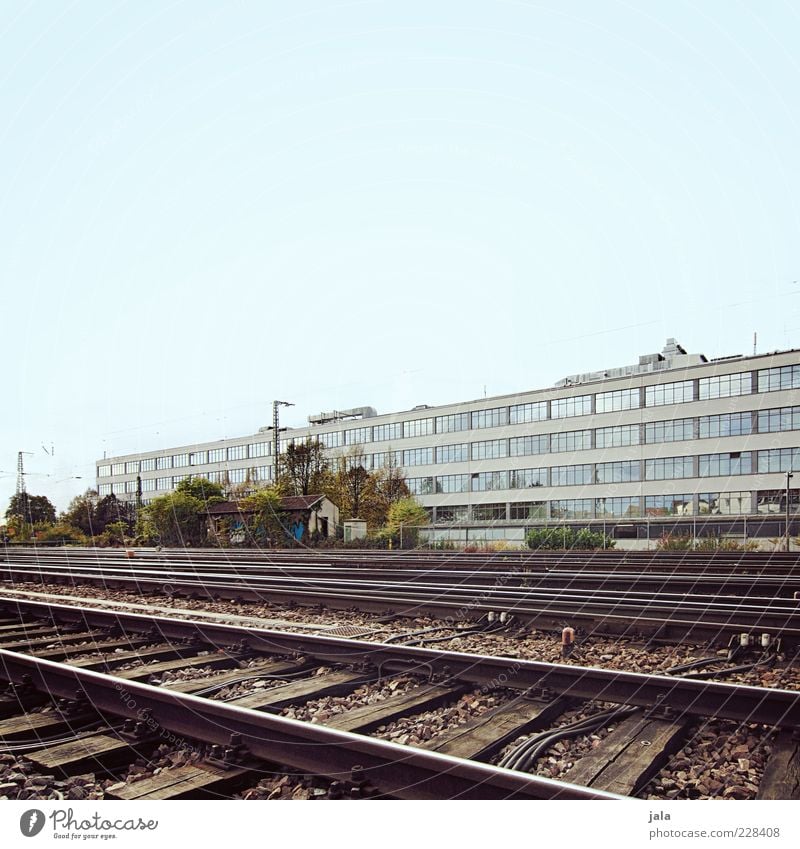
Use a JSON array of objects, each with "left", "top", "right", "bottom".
[
  {"left": 99, "top": 445, "right": 800, "bottom": 499},
  {"left": 433, "top": 490, "right": 797, "bottom": 522},
  {"left": 404, "top": 447, "right": 800, "bottom": 494},
  {"left": 99, "top": 401, "right": 800, "bottom": 478},
  {"left": 97, "top": 466, "right": 275, "bottom": 495}
]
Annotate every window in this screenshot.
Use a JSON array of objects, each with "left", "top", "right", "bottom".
[
  {"left": 156, "top": 477, "right": 172, "bottom": 491},
  {"left": 472, "top": 471, "right": 508, "bottom": 491},
  {"left": 125, "top": 461, "right": 139, "bottom": 474},
  {"left": 371, "top": 450, "right": 400, "bottom": 470},
  {"left": 757, "top": 490, "right": 800, "bottom": 515},
  {"left": 596, "top": 497, "right": 641, "bottom": 518},
  {"left": 595, "top": 388, "right": 640, "bottom": 413},
  {"left": 140, "top": 457, "right": 156, "bottom": 472},
  {"left": 228, "top": 468, "right": 247, "bottom": 484},
  {"left": 699, "top": 413, "right": 752, "bottom": 439},
  {"left": 510, "top": 501, "right": 547, "bottom": 520},
  {"left": 156, "top": 456, "right": 172, "bottom": 470},
  {"left": 436, "top": 443, "right": 468, "bottom": 464},
  {"left": 436, "top": 413, "right": 470, "bottom": 433},
  {"left": 253, "top": 466, "right": 273, "bottom": 482},
  {"left": 509, "top": 435, "right": 549, "bottom": 456},
  {"left": 758, "top": 365, "right": 800, "bottom": 393},
  {"left": 551, "top": 395, "right": 592, "bottom": 419},
  {"left": 550, "top": 499, "right": 593, "bottom": 519},
  {"left": 510, "top": 468, "right": 547, "bottom": 488},
  {"left": 141, "top": 478, "right": 156, "bottom": 492},
  {"left": 98, "top": 483, "right": 112, "bottom": 495},
  {"left": 436, "top": 505, "right": 469, "bottom": 522},
  {"left": 173, "top": 474, "right": 189, "bottom": 486},
  {"left": 227, "top": 445, "right": 246, "bottom": 461},
  {"left": 699, "top": 372, "right": 752, "bottom": 400},
  {"left": 208, "top": 448, "right": 226, "bottom": 463},
  {"left": 645, "top": 380, "right": 694, "bottom": 407},
  {"left": 595, "top": 461, "right": 640, "bottom": 483},
  {"left": 472, "top": 503, "right": 506, "bottom": 521},
  {"left": 699, "top": 492, "right": 753, "bottom": 515},
  {"left": 403, "top": 447, "right": 433, "bottom": 466},
  {"left": 645, "top": 494, "right": 694, "bottom": 516},
  {"left": 645, "top": 456, "right": 694, "bottom": 480},
  {"left": 645, "top": 418, "right": 694, "bottom": 444},
  {"left": 471, "top": 439, "right": 508, "bottom": 460},
  {"left": 551, "top": 464, "right": 592, "bottom": 486},
  {"left": 435, "top": 474, "right": 470, "bottom": 493},
  {"left": 758, "top": 447, "right": 800, "bottom": 474},
  {"left": 509, "top": 402, "right": 548, "bottom": 424},
  {"left": 407, "top": 476, "right": 434, "bottom": 495},
  {"left": 595, "top": 424, "right": 640, "bottom": 449},
  {"left": 111, "top": 463, "right": 124, "bottom": 475},
  {"left": 471, "top": 407, "right": 508, "bottom": 429},
  {"left": 345, "top": 427, "right": 372, "bottom": 445},
  {"left": 699, "top": 452, "right": 752, "bottom": 477},
  {"left": 403, "top": 418, "right": 434, "bottom": 438},
  {"left": 373, "top": 422, "right": 402, "bottom": 442},
  {"left": 125, "top": 480, "right": 138, "bottom": 493},
  {"left": 173, "top": 454, "right": 189, "bottom": 468},
  {"left": 249, "top": 442, "right": 270, "bottom": 458},
  {"left": 189, "top": 451, "right": 207, "bottom": 466},
  {"left": 758, "top": 406, "right": 800, "bottom": 433},
  {"left": 550, "top": 429, "right": 591, "bottom": 453},
  {"left": 207, "top": 471, "right": 223, "bottom": 483},
  {"left": 319, "top": 431, "right": 342, "bottom": 449},
  {"left": 98, "top": 465, "right": 111, "bottom": 477}
]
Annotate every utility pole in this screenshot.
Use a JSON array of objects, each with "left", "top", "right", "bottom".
[
  {"left": 273, "top": 400, "right": 294, "bottom": 483},
  {"left": 16, "top": 451, "right": 33, "bottom": 495},
  {"left": 786, "top": 471, "right": 794, "bottom": 553}
]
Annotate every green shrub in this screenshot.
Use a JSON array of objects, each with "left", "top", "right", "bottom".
[{"left": 526, "top": 526, "right": 614, "bottom": 550}]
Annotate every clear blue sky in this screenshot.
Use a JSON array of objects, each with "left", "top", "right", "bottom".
[{"left": 2, "top": 0, "right": 799, "bottom": 511}]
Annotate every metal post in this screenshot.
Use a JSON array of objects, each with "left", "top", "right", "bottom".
[
  {"left": 272, "top": 400, "right": 294, "bottom": 484},
  {"left": 786, "top": 471, "right": 794, "bottom": 553}
]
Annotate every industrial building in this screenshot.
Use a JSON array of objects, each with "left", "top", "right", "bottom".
[{"left": 97, "top": 339, "right": 800, "bottom": 544}]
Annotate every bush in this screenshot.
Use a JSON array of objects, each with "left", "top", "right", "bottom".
[
  {"left": 656, "top": 533, "right": 759, "bottom": 552},
  {"left": 526, "top": 527, "right": 615, "bottom": 550},
  {"left": 34, "top": 522, "right": 89, "bottom": 545}
]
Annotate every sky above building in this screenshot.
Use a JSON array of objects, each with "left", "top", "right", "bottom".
[{"left": 1, "top": 0, "right": 799, "bottom": 511}]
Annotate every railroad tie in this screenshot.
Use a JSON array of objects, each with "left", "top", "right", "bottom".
[
  {"left": 756, "top": 730, "right": 800, "bottom": 799},
  {"left": 105, "top": 763, "right": 250, "bottom": 801},
  {"left": 561, "top": 711, "right": 690, "bottom": 796},
  {"left": 424, "top": 697, "right": 568, "bottom": 762},
  {"left": 326, "top": 683, "right": 464, "bottom": 735}
]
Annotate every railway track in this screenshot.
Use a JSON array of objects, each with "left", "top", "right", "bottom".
[
  {"left": 3, "top": 551, "right": 800, "bottom": 645},
  {"left": 5, "top": 545, "right": 800, "bottom": 574},
  {"left": 0, "top": 595, "right": 798, "bottom": 800}
]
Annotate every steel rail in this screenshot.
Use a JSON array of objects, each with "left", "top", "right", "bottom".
[
  {"left": 0, "top": 648, "right": 617, "bottom": 800},
  {"left": 5, "top": 546, "right": 800, "bottom": 572},
  {"left": 3, "top": 567, "right": 800, "bottom": 642},
  {"left": 4, "top": 563, "right": 800, "bottom": 615},
  {"left": 4, "top": 560, "right": 800, "bottom": 597},
  {"left": 2, "top": 596, "right": 799, "bottom": 729}
]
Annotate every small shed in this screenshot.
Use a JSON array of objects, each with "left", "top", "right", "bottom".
[{"left": 205, "top": 494, "right": 338, "bottom": 544}]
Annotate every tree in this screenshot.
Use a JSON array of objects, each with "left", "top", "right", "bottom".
[
  {"left": 386, "top": 497, "right": 429, "bottom": 548},
  {"left": 6, "top": 493, "right": 56, "bottom": 526},
  {"left": 60, "top": 489, "right": 99, "bottom": 536},
  {"left": 143, "top": 491, "right": 207, "bottom": 547},
  {"left": 240, "top": 487, "right": 285, "bottom": 548},
  {"left": 175, "top": 477, "right": 225, "bottom": 504},
  {"left": 93, "top": 494, "right": 135, "bottom": 535},
  {"left": 280, "top": 438, "right": 329, "bottom": 496}
]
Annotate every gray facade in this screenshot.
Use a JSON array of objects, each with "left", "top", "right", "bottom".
[{"left": 97, "top": 340, "right": 800, "bottom": 539}]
